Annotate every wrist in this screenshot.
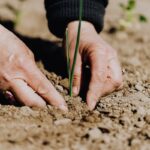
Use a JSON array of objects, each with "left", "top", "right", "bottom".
[{"left": 67, "top": 21, "right": 97, "bottom": 35}]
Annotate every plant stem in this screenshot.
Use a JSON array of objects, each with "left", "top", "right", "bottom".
[
  {"left": 69, "top": 0, "right": 83, "bottom": 96},
  {"left": 65, "top": 28, "right": 70, "bottom": 81}
]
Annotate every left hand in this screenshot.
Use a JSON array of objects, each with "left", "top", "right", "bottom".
[
  {"left": 0, "top": 25, "right": 68, "bottom": 111},
  {"left": 66, "top": 21, "right": 123, "bottom": 110}
]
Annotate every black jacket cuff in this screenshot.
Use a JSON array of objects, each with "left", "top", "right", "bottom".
[{"left": 45, "top": 0, "right": 108, "bottom": 38}]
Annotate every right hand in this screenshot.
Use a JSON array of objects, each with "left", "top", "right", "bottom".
[
  {"left": 66, "top": 21, "right": 123, "bottom": 110},
  {"left": 0, "top": 25, "right": 68, "bottom": 111}
]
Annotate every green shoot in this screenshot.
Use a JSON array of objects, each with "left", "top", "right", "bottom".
[
  {"left": 119, "top": 0, "right": 148, "bottom": 29},
  {"left": 65, "top": 28, "right": 70, "bottom": 81},
  {"left": 14, "top": 10, "right": 21, "bottom": 27},
  {"left": 119, "top": 0, "right": 136, "bottom": 28},
  {"left": 66, "top": 0, "right": 83, "bottom": 96},
  {"left": 121, "top": 0, "right": 136, "bottom": 10}
]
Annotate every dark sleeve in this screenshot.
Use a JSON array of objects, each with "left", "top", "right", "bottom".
[{"left": 45, "top": 0, "right": 108, "bottom": 38}]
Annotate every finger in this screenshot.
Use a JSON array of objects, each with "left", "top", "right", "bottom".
[
  {"left": 70, "top": 52, "right": 82, "bottom": 96},
  {"left": 86, "top": 56, "right": 123, "bottom": 110},
  {"left": 86, "top": 50, "right": 108, "bottom": 110},
  {"left": 3, "top": 91, "right": 15, "bottom": 100},
  {"left": 99, "top": 79, "right": 122, "bottom": 98},
  {"left": 26, "top": 63, "right": 68, "bottom": 111},
  {"left": 101, "top": 80, "right": 115, "bottom": 96},
  {"left": 97, "top": 57, "right": 123, "bottom": 97},
  {"left": 108, "top": 57, "right": 123, "bottom": 90},
  {"left": 10, "top": 79, "right": 46, "bottom": 107}
]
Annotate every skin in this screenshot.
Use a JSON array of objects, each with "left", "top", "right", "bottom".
[
  {"left": 0, "top": 24, "right": 68, "bottom": 111},
  {"left": 0, "top": 21, "right": 123, "bottom": 111},
  {"left": 67, "top": 21, "right": 123, "bottom": 110}
]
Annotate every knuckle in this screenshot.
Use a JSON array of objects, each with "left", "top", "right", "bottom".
[
  {"left": 28, "top": 50, "right": 35, "bottom": 60},
  {"left": 17, "top": 56, "right": 27, "bottom": 67},
  {"left": 0, "top": 70, "right": 11, "bottom": 83},
  {"left": 36, "top": 83, "right": 49, "bottom": 96},
  {"left": 73, "top": 74, "right": 80, "bottom": 81},
  {"left": 112, "top": 78, "right": 123, "bottom": 89},
  {"left": 17, "top": 56, "right": 34, "bottom": 71}
]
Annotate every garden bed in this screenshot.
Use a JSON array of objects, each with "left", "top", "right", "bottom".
[{"left": 0, "top": 0, "right": 149, "bottom": 150}]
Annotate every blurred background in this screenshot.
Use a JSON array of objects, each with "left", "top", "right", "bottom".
[{"left": 0, "top": 0, "right": 149, "bottom": 40}]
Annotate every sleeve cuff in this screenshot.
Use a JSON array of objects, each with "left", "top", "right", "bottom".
[{"left": 45, "top": 0, "right": 106, "bottom": 38}]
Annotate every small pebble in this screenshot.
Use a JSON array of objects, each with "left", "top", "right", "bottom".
[
  {"left": 144, "top": 114, "right": 150, "bottom": 124},
  {"left": 131, "top": 138, "right": 141, "bottom": 145},
  {"left": 60, "top": 78, "right": 69, "bottom": 89},
  {"left": 137, "top": 106, "right": 146, "bottom": 116},
  {"left": 88, "top": 128, "right": 102, "bottom": 140},
  {"left": 54, "top": 118, "right": 71, "bottom": 125},
  {"left": 73, "top": 143, "right": 87, "bottom": 150},
  {"left": 119, "top": 116, "right": 131, "bottom": 126},
  {"left": 135, "top": 84, "right": 144, "bottom": 91},
  {"left": 20, "top": 106, "right": 34, "bottom": 117},
  {"left": 55, "top": 85, "right": 64, "bottom": 93},
  {"left": 116, "top": 92, "right": 123, "bottom": 97},
  {"left": 129, "top": 57, "right": 141, "bottom": 66}
]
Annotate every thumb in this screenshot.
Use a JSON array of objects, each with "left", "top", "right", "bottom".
[{"left": 70, "top": 51, "right": 82, "bottom": 96}]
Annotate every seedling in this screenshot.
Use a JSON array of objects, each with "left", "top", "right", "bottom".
[
  {"left": 119, "top": 0, "right": 148, "bottom": 29},
  {"left": 65, "top": 28, "right": 70, "bottom": 83},
  {"left": 66, "top": 0, "right": 83, "bottom": 96}
]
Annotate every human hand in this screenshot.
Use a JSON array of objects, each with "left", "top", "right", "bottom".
[
  {"left": 66, "top": 21, "right": 123, "bottom": 110},
  {"left": 0, "top": 25, "right": 68, "bottom": 111}
]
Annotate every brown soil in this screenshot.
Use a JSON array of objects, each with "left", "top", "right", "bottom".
[{"left": 0, "top": 0, "right": 150, "bottom": 150}]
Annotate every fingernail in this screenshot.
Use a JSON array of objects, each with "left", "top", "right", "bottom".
[
  {"left": 89, "top": 101, "right": 96, "bottom": 110},
  {"left": 59, "top": 104, "right": 68, "bottom": 112},
  {"left": 4, "top": 91, "right": 16, "bottom": 104},
  {"left": 73, "top": 86, "right": 78, "bottom": 95}
]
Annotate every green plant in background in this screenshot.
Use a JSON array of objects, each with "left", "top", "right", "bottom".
[
  {"left": 14, "top": 10, "right": 21, "bottom": 27},
  {"left": 120, "top": 0, "right": 136, "bottom": 23},
  {"left": 5, "top": 3, "right": 21, "bottom": 27},
  {"left": 66, "top": 0, "right": 83, "bottom": 96},
  {"left": 119, "top": 0, "right": 148, "bottom": 29},
  {"left": 139, "top": 14, "right": 148, "bottom": 23}
]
